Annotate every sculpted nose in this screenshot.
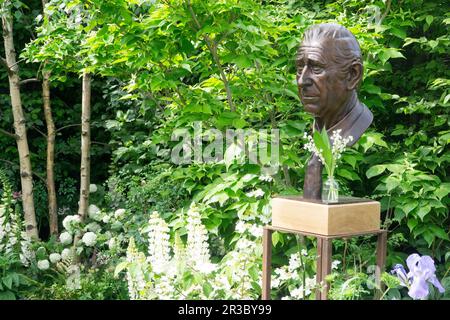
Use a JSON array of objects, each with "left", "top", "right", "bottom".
[{"left": 297, "top": 67, "right": 312, "bottom": 88}]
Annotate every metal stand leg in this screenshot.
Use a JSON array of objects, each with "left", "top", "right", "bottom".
[
  {"left": 316, "top": 238, "right": 323, "bottom": 300},
  {"left": 320, "top": 238, "right": 332, "bottom": 300},
  {"left": 262, "top": 227, "right": 272, "bottom": 300},
  {"left": 374, "top": 230, "right": 387, "bottom": 299}
]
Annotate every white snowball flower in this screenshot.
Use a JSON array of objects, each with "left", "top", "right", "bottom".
[
  {"left": 86, "top": 222, "right": 101, "bottom": 233},
  {"left": 61, "top": 248, "right": 72, "bottom": 260},
  {"left": 102, "top": 214, "right": 111, "bottom": 224},
  {"left": 82, "top": 232, "right": 97, "bottom": 247},
  {"left": 59, "top": 231, "right": 73, "bottom": 245},
  {"left": 89, "top": 184, "right": 98, "bottom": 193},
  {"left": 62, "top": 215, "right": 81, "bottom": 232},
  {"left": 49, "top": 253, "right": 61, "bottom": 264},
  {"left": 88, "top": 205, "right": 101, "bottom": 221},
  {"left": 114, "top": 208, "right": 126, "bottom": 219},
  {"left": 37, "top": 259, "right": 50, "bottom": 270}
]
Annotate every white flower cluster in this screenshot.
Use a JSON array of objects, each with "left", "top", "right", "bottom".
[
  {"left": 185, "top": 204, "right": 215, "bottom": 273},
  {"left": 147, "top": 211, "right": 171, "bottom": 274},
  {"left": 62, "top": 215, "right": 82, "bottom": 233},
  {"left": 272, "top": 252, "right": 318, "bottom": 300},
  {"left": 330, "top": 129, "right": 353, "bottom": 161},
  {"left": 303, "top": 129, "right": 353, "bottom": 167},
  {"left": 245, "top": 188, "right": 265, "bottom": 198},
  {"left": 125, "top": 238, "right": 149, "bottom": 300},
  {"left": 0, "top": 202, "right": 34, "bottom": 267}
]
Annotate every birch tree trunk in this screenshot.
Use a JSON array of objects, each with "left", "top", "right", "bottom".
[
  {"left": 42, "top": 70, "right": 58, "bottom": 235},
  {"left": 78, "top": 72, "right": 91, "bottom": 219},
  {"left": 41, "top": 0, "right": 58, "bottom": 235},
  {"left": 1, "top": 7, "right": 39, "bottom": 239}
]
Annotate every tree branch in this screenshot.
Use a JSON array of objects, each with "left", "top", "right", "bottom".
[
  {"left": 0, "top": 128, "right": 18, "bottom": 140},
  {"left": 20, "top": 78, "right": 40, "bottom": 85},
  {"left": 186, "top": 0, "right": 235, "bottom": 112},
  {"left": 55, "top": 123, "right": 81, "bottom": 133},
  {"left": 0, "top": 158, "right": 46, "bottom": 185},
  {"left": 379, "top": 0, "right": 392, "bottom": 24},
  {"left": 0, "top": 56, "right": 11, "bottom": 72},
  {"left": 31, "top": 126, "right": 47, "bottom": 139}
]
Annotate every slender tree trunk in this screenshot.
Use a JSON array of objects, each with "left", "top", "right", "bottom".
[
  {"left": 1, "top": 8, "right": 39, "bottom": 239},
  {"left": 41, "top": 0, "right": 58, "bottom": 235},
  {"left": 78, "top": 72, "right": 91, "bottom": 219},
  {"left": 42, "top": 70, "right": 58, "bottom": 235}
]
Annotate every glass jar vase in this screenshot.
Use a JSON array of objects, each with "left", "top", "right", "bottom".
[{"left": 322, "top": 177, "right": 339, "bottom": 204}]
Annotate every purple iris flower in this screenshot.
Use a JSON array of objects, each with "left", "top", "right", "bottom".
[{"left": 392, "top": 253, "right": 445, "bottom": 300}]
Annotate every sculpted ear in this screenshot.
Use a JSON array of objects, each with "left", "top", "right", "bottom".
[{"left": 346, "top": 60, "right": 363, "bottom": 90}]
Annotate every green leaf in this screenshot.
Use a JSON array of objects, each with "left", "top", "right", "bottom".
[
  {"left": 366, "top": 165, "right": 386, "bottom": 178},
  {"left": 313, "top": 128, "right": 332, "bottom": 169},
  {"left": 337, "top": 168, "right": 361, "bottom": 181},
  {"left": 2, "top": 275, "right": 13, "bottom": 290},
  {"left": 202, "top": 282, "right": 213, "bottom": 297},
  {"left": 436, "top": 183, "right": 450, "bottom": 200},
  {"left": 407, "top": 218, "right": 418, "bottom": 232},
  {"left": 0, "top": 291, "right": 16, "bottom": 300},
  {"left": 114, "top": 261, "right": 129, "bottom": 277},
  {"left": 416, "top": 204, "right": 431, "bottom": 221},
  {"left": 429, "top": 225, "right": 449, "bottom": 241},
  {"left": 386, "top": 176, "right": 400, "bottom": 192}
]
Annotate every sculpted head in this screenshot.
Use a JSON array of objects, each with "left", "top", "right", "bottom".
[{"left": 296, "top": 23, "right": 363, "bottom": 122}]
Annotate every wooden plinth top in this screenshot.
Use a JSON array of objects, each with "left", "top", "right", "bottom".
[{"left": 274, "top": 195, "right": 378, "bottom": 206}]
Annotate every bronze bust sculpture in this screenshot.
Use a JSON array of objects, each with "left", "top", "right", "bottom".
[{"left": 296, "top": 23, "right": 373, "bottom": 200}]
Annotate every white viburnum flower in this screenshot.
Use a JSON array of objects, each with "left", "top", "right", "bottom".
[
  {"left": 49, "top": 253, "right": 62, "bottom": 264},
  {"left": 89, "top": 184, "right": 98, "bottom": 193},
  {"left": 62, "top": 215, "right": 81, "bottom": 233},
  {"left": 88, "top": 205, "right": 101, "bottom": 221},
  {"left": 249, "top": 225, "right": 263, "bottom": 238},
  {"left": 114, "top": 208, "right": 126, "bottom": 219},
  {"left": 86, "top": 222, "right": 101, "bottom": 233},
  {"left": 59, "top": 231, "right": 73, "bottom": 245},
  {"left": 37, "top": 259, "right": 50, "bottom": 270},
  {"left": 61, "top": 248, "right": 72, "bottom": 260},
  {"left": 81, "top": 232, "right": 97, "bottom": 247}
]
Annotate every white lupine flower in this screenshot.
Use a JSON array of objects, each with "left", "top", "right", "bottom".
[
  {"left": 49, "top": 253, "right": 61, "bottom": 264},
  {"left": 82, "top": 232, "right": 97, "bottom": 247},
  {"left": 114, "top": 208, "right": 126, "bottom": 219},
  {"left": 89, "top": 184, "right": 98, "bottom": 193},
  {"left": 88, "top": 205, "right": 101, "bottom": 220},
  {"left": 147, "top": 211, "right": 171, "bottom": 273},
  {"left": 186, "top": 204, "right": 213, "bottom": 272},
  {"left": 37, "top": 259, "right": 50, "bottom": 270},
  {"left": 59, "top": 231, "right": 73, "bottom": 245},
  {"left": 61, "top": 248, "right": 72, "bottom": 260}
]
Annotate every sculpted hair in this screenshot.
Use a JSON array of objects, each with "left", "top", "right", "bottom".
[{"left": 299, "top": 23, "right": 363, "bottom": 82}]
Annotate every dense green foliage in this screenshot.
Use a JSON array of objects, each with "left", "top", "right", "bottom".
[{"left": 0, "top": 0, "right": 449, "bottom": 299}]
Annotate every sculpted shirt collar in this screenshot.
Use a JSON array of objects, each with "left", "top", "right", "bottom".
[{"left": 313, "top": 101, "right": 373, "bottom": 146}]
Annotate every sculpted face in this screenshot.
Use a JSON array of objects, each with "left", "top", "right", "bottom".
[{"left": 296, "top": 39, "right": 350, "bottom": 120}]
